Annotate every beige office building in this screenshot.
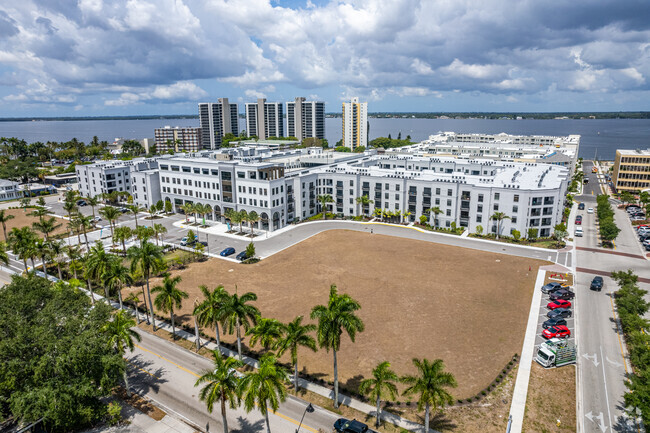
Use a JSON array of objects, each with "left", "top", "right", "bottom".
[
  {"left": 613, "top": 149, "right": 650, "bottom": 193},
  {"left": 342, "top": 97, "right": 367, "bottom": 150}
]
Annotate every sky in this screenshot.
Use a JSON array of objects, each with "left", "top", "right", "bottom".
[{"left": 0, "top": 0, "right": 649, "bottom": 117}]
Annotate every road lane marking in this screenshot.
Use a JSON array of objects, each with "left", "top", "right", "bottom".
[
  {"left": 600, "top": 345, "right": 613, "bottom": 433},
  {"left": 609, "top": 296, "right": 629, "bottom": 375},
  {"left": 127, "top": 359, "right": 161, "bottom": 379},
  {"left": 134, "top": 343, "right": 318, "bottom": 433}
]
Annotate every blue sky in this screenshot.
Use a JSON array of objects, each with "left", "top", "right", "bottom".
[{"left": 0, "top": 0, "right": 649, "bottom": 117}]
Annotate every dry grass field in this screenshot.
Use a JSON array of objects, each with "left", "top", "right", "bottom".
[
  {"left": 0, "top": 208, "right": 68, "bottom": 240},
  {"left": 124, "top": 229, "right": 548, "bottom": 398}
]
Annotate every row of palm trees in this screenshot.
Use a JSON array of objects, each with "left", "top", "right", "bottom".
[{"left": 224, "top": 208, "right": 261, "bottom": 235}]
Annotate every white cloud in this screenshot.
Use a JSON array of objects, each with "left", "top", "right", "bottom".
[{"left": 104, "top": 81, "right": 206, "bottom": 106}]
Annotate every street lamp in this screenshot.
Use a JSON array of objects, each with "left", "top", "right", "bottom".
[{"left": 296, "top": 403, "right": 314, "bottom": 433}]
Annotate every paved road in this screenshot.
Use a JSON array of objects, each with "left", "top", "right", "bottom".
[
  {"left": 128, "top": 329, "right": 341, "bottom": 433},
  {"left": 575, "top": 161, "right": 650, "bottom": 433}
]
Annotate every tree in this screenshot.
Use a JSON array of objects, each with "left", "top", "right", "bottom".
[
  {"left": 85, "top": 240, "right": 111, "bottom": 299},
  {"left": 310, "top": 284, "right": 365, "bottom": 408},
  {"left": 156, "top": 199, "right": 164, "bottom": 212},
  {"left": 355, "top": 195, "right": 374, "bottom": 217},
  {"left": 359, "top": 361, "right": 399, "bottom": 428},
  {"left": 429, "top": 207, "right": 442, "bottom": 227},
  {"left": 527, "top": 227, "right": 538, "bottom": 240},
  {"left": 240, "top": 354, "right": 289, "bottom": 433},
  {"left": 101, "top": 309, "right": 141, "bottom": 396},
  {"left": 85, "top": 195, "right": 100, "bottom": 220},
  {"left": 194, "top": 284, "right": 229, "bottom": 353},
  {"left": 32, "top": 215, "right": 62, "bottom": 241},
  {"left": 220, "top": 288, "right": 260, "bottom": 360},
  {"left": 245, "top": 241, "right": 255, "bottom": 259},
  {"left": 99, "top": 206, "right": 121, "bottom": 241},
  {"left": 74, "top": 213, "right": 94, "bottom": 250},
  {"left": 401, "top": 358, "right": 457, "bottom": 433},
  {"left": 164, "top": 199, "right": 173, "bottom": 214},
  {"left": 237, "top": 209, "right": 248, "bottom": 234},
  {"left": 0, "top": 241, "right": 9, "bottom": 266},
  {"left": 33, "top": 238, "right": 51, "bottom": 280},
  {"left": 127, "top": 204, "right": 146, "bottom": 228},
  {"left": 621, "top": 191, "right": 636, "bottom": 207},
  {"left": 66, "top": 244, "right": 83, "bottom": 280},
  {"left": 148, "top": 204, "right": 157, "bottom": 220},
  {"left": 276, "top": 316, "right": 317, "bottom": 393},
  {"left": 490, "top": 211, "right": 510, "bottom": 240},
  {"left": 0, "top": 276, "right": 124, "bottom": 431},
  {"left": 114, "top": 225, "right": 133, "bottom": 254},
  {"left": 103, "top": 255, "right": 133, "bottom": 310},
  {"left": 63, "top": 200, "right": 78, "bottom": 220},
  {"left": 0, "top": 209, "right": 15, "bottom": 241},
  {"left": 195, "top": 351, "right": 243, "bottom": 433},
  {"left": 127, "top": 241, "right": 164, "bottom": 330},
  {"left": 248, "top": 210, "right": 260, "bottom": 235},
  {"left": 318, "top": 194, "right": 334, "bottom": 219},
  {"left": 48, "top": 239, "right": 66, "bottom": 280},
  {"left": 153, "top": 223, "right": 167, "bottom": 246},
  {"left": 134, "top": 225, "right": 155, "bottom": 244},
  {"left": 152, "top": 275, "right": 188, "bottom": 340},
  {"left": 125, "top": 292, "right": 142, "bottom": 323},
  {"left": 247, "top": 317, "right": 285, "bottom": 351},
  {"left": 553, "top": 223, "right": 567, "bottom": 247}
]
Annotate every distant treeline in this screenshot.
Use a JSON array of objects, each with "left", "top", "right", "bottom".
[{"left": 2, "top": 111, "right": 650, "bottom": 122}]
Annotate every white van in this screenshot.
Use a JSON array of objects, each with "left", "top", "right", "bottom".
[{"left": 575, "top": 227, "right": 583, "bottom": 237}]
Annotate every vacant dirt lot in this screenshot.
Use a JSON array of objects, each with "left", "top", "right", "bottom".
[
  {"left": 523, "top": 363, "right": 576, "bottom": 432},
  {"left": 0, "top": 208, "right": 68, "bottom": 240},
  {"left": 125, "top": 229, "right": 547, "bottom": 398}
]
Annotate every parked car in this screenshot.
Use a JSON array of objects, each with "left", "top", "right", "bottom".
[
  {"left": 118, "top": 207, "right": 129, "bottom": 213},
  {"left": 587, "top": 207, "right": 594, "bottom": 214},
  {"left": 631, "top": 216, "right": 646, "bottom": 222},
  {"left": 542, "top": 325, "right": 571, "bottom": 339},
  {"left": 547, "top": 308, "right": 573, "bottom": 319},
  {"left": 541, "top": 282, "right": 569, "bottom": 294},
  {"left": 627, "top": 206, "right": 641, "bottom": 213},
  {"left": 575, "top": 227, "right": 583, "bottom": 237},
  {"left": 334, "top": 418, "right": 371, "bottom": 433},
  {"left": 578, "top": 203, "right": 585, "bottom": 210},
  {"left": 645, "top": 244, "right": 650, "bottom": 252},
  {"left": 236, "top": 251, "right": 249, "bottom": 261},
  {"left": 575, "top": 215, "right": 582, "bottom": 225},
  {"left": 590, "top": 276, "right": 604, "bottom": 291},
  {"left": 220, "top": 247, "right": 236, "bottom": 257},
  {"left": 547, "top": 299, "right": 572, "bottom": 310},
  {"left": 93, "top": 216, "right": 102, "bottom": 222},
  {"left": 640, "top": 233, "right": 650, "bottom": 242},
  {"left": 198, "top": 241, "right": 208, "bottom": 247},
  {"left": 542, "top": 317, "right": 568, "bottom": 329},
  {"left": 642, "top": 239, "right": 650, "bottom": 247},
  {"left": 550, "top": 289, "right": 575, "bottom": 301},
  {"left": 635, "top": 224, "right": 650, "bottom": 231},
  {"left": 76, "top": 199, "right": 86, "bottom": 206},
  {"left": 180, "top": 235, "right": 198, "bottom": 246}
]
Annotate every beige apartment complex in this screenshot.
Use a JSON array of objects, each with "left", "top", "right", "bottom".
[{"left": 613, "top": 149, "right": 650, "bottom": 193}]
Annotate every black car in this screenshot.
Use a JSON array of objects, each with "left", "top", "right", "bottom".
[
  {"left": 541, "top": 282, "right": 568, "bottom": 294},
  {"left": 547, "top": 308, "right": 572, "bottom": 319},
  {"left": 550, "top": 289, "right": 575, "bottom": 301},
  {"left": 76, "top": 199, "right": 87, "bottom": 206},
  {"left": 590, "top": 276, "right": 604, "bottom": 291},
  {"left": 578, "top": 203, "right": 585, "bottom": 210},
  {"left": 334, "top": 418, "right": 370, "bottom": 433},
  {"left": 236, "top": 251, "right": 248, "bottom": 261},
  {"left": 542, "top": 317, "right": 568, "bottom": 329},
  {"left": 220, "top": 247, "right": 235, "bottom": 257}
]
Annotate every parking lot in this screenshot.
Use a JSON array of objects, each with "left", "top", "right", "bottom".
[{"left": 534, "top": 274, "right": 576, "bottom": 354}]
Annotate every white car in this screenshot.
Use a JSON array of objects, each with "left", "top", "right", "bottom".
[
  {"left": 93, "top": 216, "right": 102, "bottom": 222},
  {"left": 575, "top": 227, "right": 583, "bottom": 237},
  {"left": 587, "top": 207, "right": 594, "bottom": 214}
]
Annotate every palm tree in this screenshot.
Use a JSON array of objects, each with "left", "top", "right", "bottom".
[
  {"left": 63, "top": 200, "right": 78, "bottom": 220},
  {"left": 103, "top": 255, "right": 133, "bottom": 309},
  {"left": 85, "top": 240, "right": 111, "bottom": 298},
  {"left": 0, "top": 209, "right": 15, "bottom": 241},
  {"left": 195, "top": 351, "right": 243, "bottom": 433},
  {"left": 73, "top": 213, "right": 93, "bottom": 250},
  {"left": 34, "top": 238, "right": 52, "bottom": 280},
  {"left": 67, "top": 217, "right": 82, "bottom": 245},
  {"left": 65, "top": 244, "right": 83, "bottom": 280},
  {"left": 237, "top": 210, "right": 248, "bottom": 234},
  {"left": 359, "top": 361, "right": 399, "bottom": 428},
  {"left": 310, "top": 284, "right": 365, "bottom": 408},
  {"left": 318, "top": 194, "right": 334, "bottom": 219},
  {"left": 247, "top": 211, "right": 259, "bottom": 235},
  {"left": 29, "top": 205, "right": 51, "bottom": 220},
  {"left": 127, "top": 204, "right": 146, "bottom": 228},
  {"left": 240, "top": 354, "right": 289, "bottom": 433},
  {"left": 193, "top": 284, "right": 229, "bottom": 353},
  {"left": 127, "top": 240, "right": 164, "bottom": 330},
  {"left": 86, "top": 195, "right": 100, "bottom": 220},
  {"left": 32, "top": 215, "right": 61, "bottom": 241},
  {"left": 355, "top": 195, "right": 374, "bottom": 217},
  {"left": 246, "top": 317, "right": 285, "bottom": 351},
  {"left": 152, "top": 275, "right": 188, "bottom": 340},
  {"left": 153, "top": 223, "right": 167, "bottom": 246},
  {"left": 490, "top": 211, "right": 510, "bottom": 240},
  {"left": 101, "top": 309, "right": 141, "bottom": 397},
  {"left": 125, "top": 292, "right": 142, "bottom": 323},
  {"left": 99, "top": 205, "right": 121, "bottom": 241},
  {"left": 48, "top": 240, "right": 66, "bottom": 280},
  {"left": 8, "top": 226, "right": 37, "bottom": 272},
  {"left": 428, "top": 207, "right": 442, "bottom": 227},
  {"left": 276, "top": 316, "right": 317, "bottom": 393},
  {"left": 220, "top": 288, "right": 260, "bottom": 361},
  {"left": 401, "top": 358, "right": 457, "bottom": 433},
  {"left": 0, "top": 241, "right": 9, "bottom": 266},
  {"left": 114, "top": 226, "right": 133, "bottom": 254},
  {"left": 180, "top": 202, "right": 195, "bottom": 223}
]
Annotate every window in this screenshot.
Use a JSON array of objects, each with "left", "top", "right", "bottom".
[
  {"left": 494, "top": 193, "right": 500, "bottom": 200},
  {"left": 350, "top": 180, "right": 354, "bottom": 186},
  {"left": 447, "top": 189, "right": 452, "bottom": 196},
  {"left": 160, "top": 165, "right": 169, "bottom": 170},
  {"left": 171, "top": 166, "right": 179, "bottom": 172},
  {"left": 182, "top": 166, "right": 191, "bottom": 173},
  {"left": 514, "top": 194, "right": 519, "bottom": 203},
  {"left": 396, "top": 185, "right": 400, "bottom": 191},
  {"left": 493, "top": 204, "right": 499, "bottom": 211},
  {"left": 477, "top": 215, "right": 482, "bottom": 223},
  {"left": 435, "top": 198, "right": 440, "bottom": 205},
  {"left": 435, "top": 188, "right": 441, "bottom": 195},
  {"left": 395, "top": 194, "right": 399, "bottom": 200},
  {"left": 211, "top": 169, "right": 218, "bottom": 176},
  {"left": 478, "top": 194, "right": 483, "bottom": 203},
  {"left": 477, "top": 205, "right": 483, "bottom": 213},
  {"left": 202, "top": 168, "right": 209, "bottom": 175},
  {"left": 512, "top": 205, "right": 518, "bottom": 213},
  {"left": 193, "top": 168, "right": 200, "bottom": 174},
  {"left": 385, "top": 183, "right": 389, "bottom": 189},
  {"left": 385, "top": 193, "right": 389, "bottom": 199},
  {"left": 237, "top": 172, "right": 245, "bottom": 179},
  {"left": 447, "top": 199, "right": 452, "bottom": 206},
  {"left": 446, "top": 209, "right": 451, "bottom": 216}
]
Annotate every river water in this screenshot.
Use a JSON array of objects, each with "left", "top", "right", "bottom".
[{"left": 1, "top": 117, "right": 649, "bottom": 160}]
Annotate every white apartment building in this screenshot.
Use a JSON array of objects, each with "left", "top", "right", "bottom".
[
  {"left": 246, "top": 99, "right": 284, "bottom": 140},
  {"left": 342, "top": 97, "right": 368, "bottom": 150},
  {"left": 0, "top": 179, "right": 20, "bottom": 201},
  {"left": 77, "top": 139, "right": 570, "bottom": 237},
  {"left": 286, "top": 97, "right": 325, "bottom": 141},
  {"left": 154, "top": 126, "right": 202, "bottom": 152},
  {"left": 199, "top": 99, "right": 239, "bottom": 149},
  {"left": 75, "top": 158, "right": 162, "bottom": 202}
]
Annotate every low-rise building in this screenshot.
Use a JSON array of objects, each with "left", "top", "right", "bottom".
[
  {"left": 0, "top": 179, "right": 20, "bottom": 201},
  {"left": 612, "top": 149, "right": 650, "bottom": 193}
]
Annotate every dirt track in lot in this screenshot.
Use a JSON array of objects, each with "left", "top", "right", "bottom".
[{"left": 124, "top": 229, "right": 548, "bottom": 398}]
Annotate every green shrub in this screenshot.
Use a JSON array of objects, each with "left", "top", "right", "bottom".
[{"left": 107, "top": 402, "right": 122, "bottom": 426}]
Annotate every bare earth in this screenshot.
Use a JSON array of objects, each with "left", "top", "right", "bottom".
[
  {"left": 522, "top": 363, "right": 577, "bottom": 432},
  {"left": 125, "top": 229, "right": 547, "bottom": 398},
  {"left": 0, "top": 208, "right": 68, "bottom": 240}
]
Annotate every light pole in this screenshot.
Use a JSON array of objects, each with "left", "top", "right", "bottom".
[{"left": 296, "top": 403, "right": 314, "bottom": 433}]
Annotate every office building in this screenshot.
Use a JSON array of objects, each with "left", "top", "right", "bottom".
[
  {"left": 286, "top": 97, "right": 325, "bottom": 141},
  {"left": 342, "top": 97, "right": 368, "bottom": 150},
  {"left": 198, "top": 99, "right": 240, "bottom": 149},
  {"left": 613, "top": 149, "right": 650, "bottom": 193},
  {"left": 154, "top": 126, "right": 202, "bottom": 152},
  {"left": 245, "top": 99, "right": 284, "bottom": 140}
]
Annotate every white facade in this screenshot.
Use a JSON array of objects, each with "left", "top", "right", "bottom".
[
  {"left": 245, "top": 99, "right": 284, "bottom": 140},
  {"left": 75, "top": 158, "right": 161, "bottom": 199},
  {"left": 286, "top": 97, "right": 325, "bottom": 141},
  {"left": 132, "top": 170, "right": 162, "bottom": 208},
  {"left": 0, "top": 180, "right": 20, "bottom": 201},
  {"left": 342, "top": 97, "right": 367, "bottom": 150},
  {"left": 199, "top": 100, "right": 239, "bottom": 149}
]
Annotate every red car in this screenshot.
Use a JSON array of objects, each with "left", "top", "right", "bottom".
[
  {"left": 547, "top": 299, "right": 571, "bottom": 310},
  {"left": 542, "top": 325, "right": 571, "bottom": 339}
]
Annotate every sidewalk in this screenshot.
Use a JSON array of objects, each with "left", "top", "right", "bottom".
[{"left": 83, "top": 404, "right": 197, "bottom": 433}]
